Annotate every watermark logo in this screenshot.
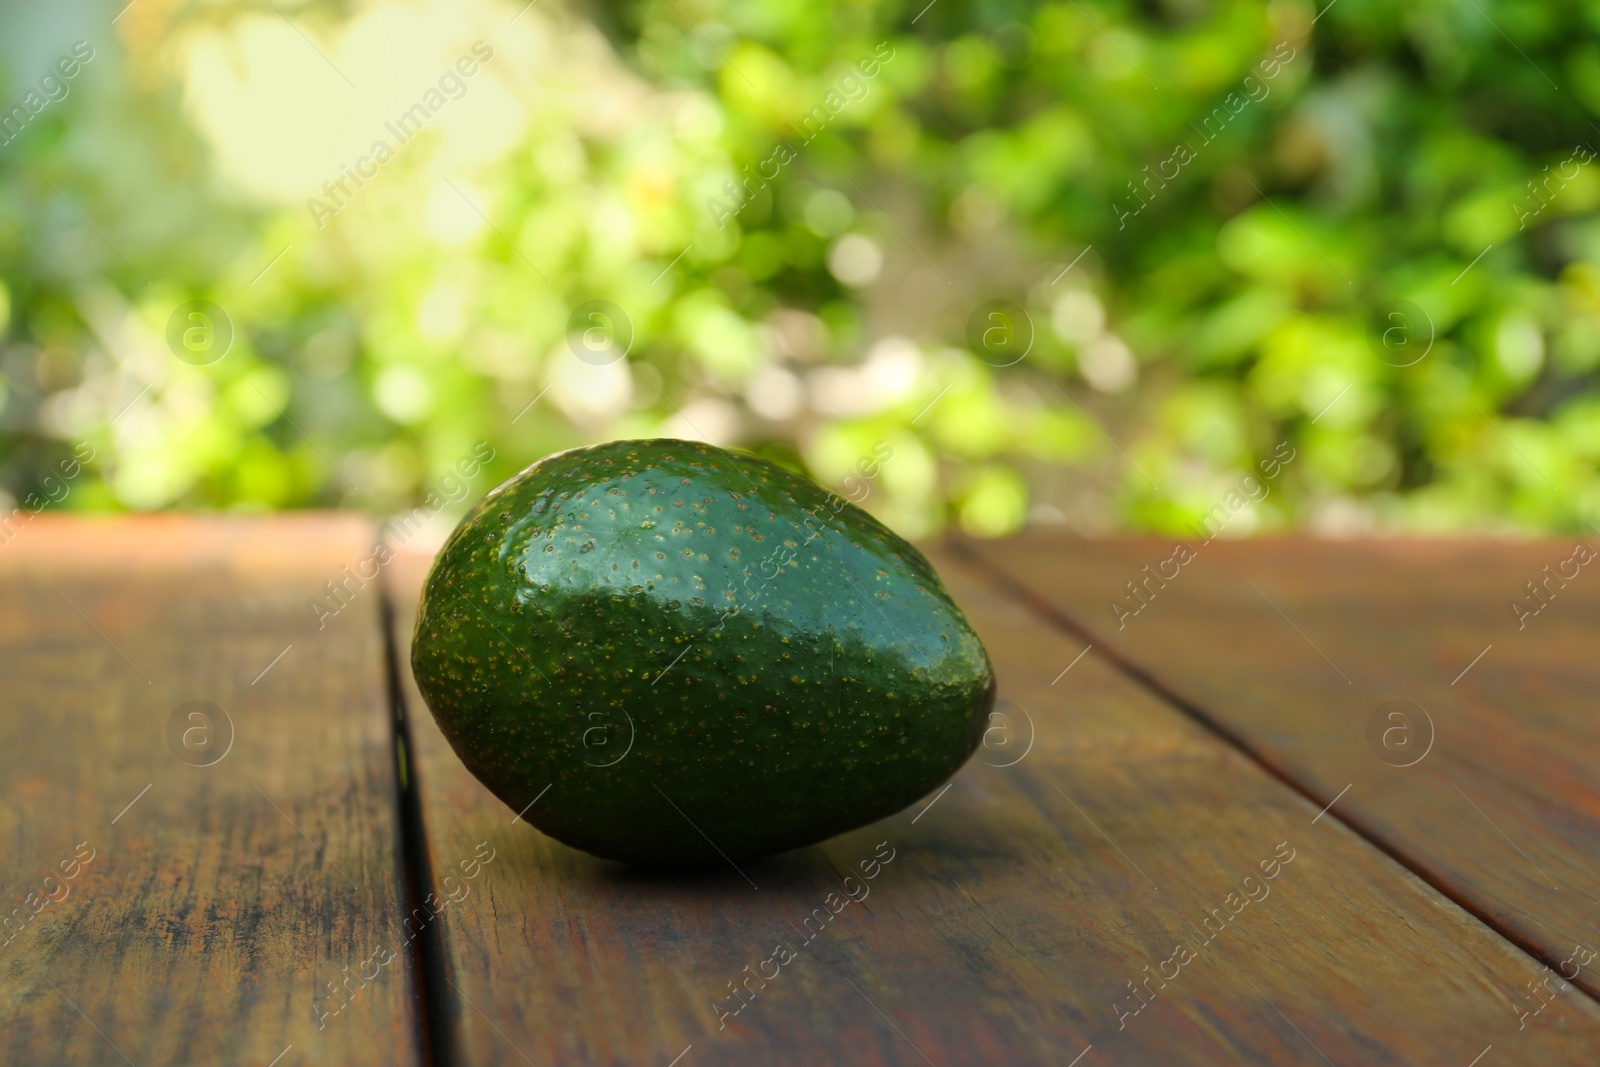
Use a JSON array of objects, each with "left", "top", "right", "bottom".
[
  {"left": 706, "top": 42, "right": 896, "bottom": 229},
  {"left": 579, "top": 706, "right": 635, "bottom": 768},
  {"left": 305, "top": 41, "right": 495, "bottom": 229},
  {"left": 1509, "top": 541, "right": 1596, "bottom": 631},
  {"left": 314, "top": 841, "right": 496, "bottom": 1030},
  {"left": 966, "top": 300, "right": 1033, "bottom": 367},
  {"left": 1112, "top": 40, "right": 1296, "bottom": 230},
  {"left": 1112, "top": 840, "right": 1296, "bottom": 1032},
  {"left": 0, "top": 443, "right": 94, "bottom": 550},
  {"left": 166, "top": 700, "right": 235, "bottom": 767},
  {"left": 978, "top": 698, "right": 1035, "bottom": 767},
  {"left": 0, "top": 840, "right": 95, "bottom": 957},
  {"left": 1513, "top": 143, "right": 1596, "bottom": 231},
  {"left": 166, "top": 301, "right": 233, "bottom": 366},
  {"left": 0, "top": 41, "right": 95, "bottom": 149},
  {"left": 1365, "top": 699, "right": 1434, "bottom": 768},
  {"left": 1367, "top": 299, "right": 1433, "bottom": 367},
  {"left": 1110, "top": 441, "right": 1297, "bottom": 630},
  {"left": 711, "top": 840, "right": 896, "bottom": 1030},
  {"left": 567, "top": 300, "right": 633, "bottom": 365}
]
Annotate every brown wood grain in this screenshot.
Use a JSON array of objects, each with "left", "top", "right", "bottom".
[
  {"left": 389, "top": 540, "right": 1600, "bottom": 1065},
  {"left": 962, "top": 532, "right": 1600, "bottom": 1012},
  {"left": 0, "top": 515, "right": 420, "bottom": 1067}
]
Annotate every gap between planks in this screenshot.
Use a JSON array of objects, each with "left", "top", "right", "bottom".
[
  {"left": 379, "top": 580, "right": 457, "bottom": 1067},
  {"left": 945, "top": 535, "right": 1600, "bottom": 1012}
]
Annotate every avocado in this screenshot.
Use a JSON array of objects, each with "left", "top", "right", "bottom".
[{"left": 410, "top": 439, "right": 995, "bottom": 866}]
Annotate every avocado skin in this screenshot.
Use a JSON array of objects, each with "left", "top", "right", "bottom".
[{"left": 410, "top": 439, "right": 995, "bottom": 866}]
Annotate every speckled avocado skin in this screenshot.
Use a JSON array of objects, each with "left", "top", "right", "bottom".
[{"left": 410, "top": 439, "right": 995, "bottom": 866}]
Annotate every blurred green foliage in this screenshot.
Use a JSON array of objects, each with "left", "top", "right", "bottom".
[{"left": 4, "top": 0, "right": 1600, "bottom": 538}]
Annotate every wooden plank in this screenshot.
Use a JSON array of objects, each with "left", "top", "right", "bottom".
[
  {"left": 0, "top": 516, "right": 420, "bottom": 1067},
  {"left": 962, "top": 531, "right": 1600, "bottom": 1009},
  {"left": 389, "top": 540, "right": 1600, "bottom": 1065}
]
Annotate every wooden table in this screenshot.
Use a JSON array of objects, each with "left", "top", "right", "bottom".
[{"left": 3, "top": 516, "right": 1598, "bottom": 1065}]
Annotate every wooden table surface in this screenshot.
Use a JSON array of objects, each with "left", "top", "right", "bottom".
[{"left": 3, "top": 515, "right": 1598, "bottom": 1065}]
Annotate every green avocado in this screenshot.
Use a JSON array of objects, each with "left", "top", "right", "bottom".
[{"left": 410, "top": 439, "right": 995, "bottom": 866}]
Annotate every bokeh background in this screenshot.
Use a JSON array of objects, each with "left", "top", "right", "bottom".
[{"left": 4, "top": 0, "right": 1599, "bottom": 541}]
